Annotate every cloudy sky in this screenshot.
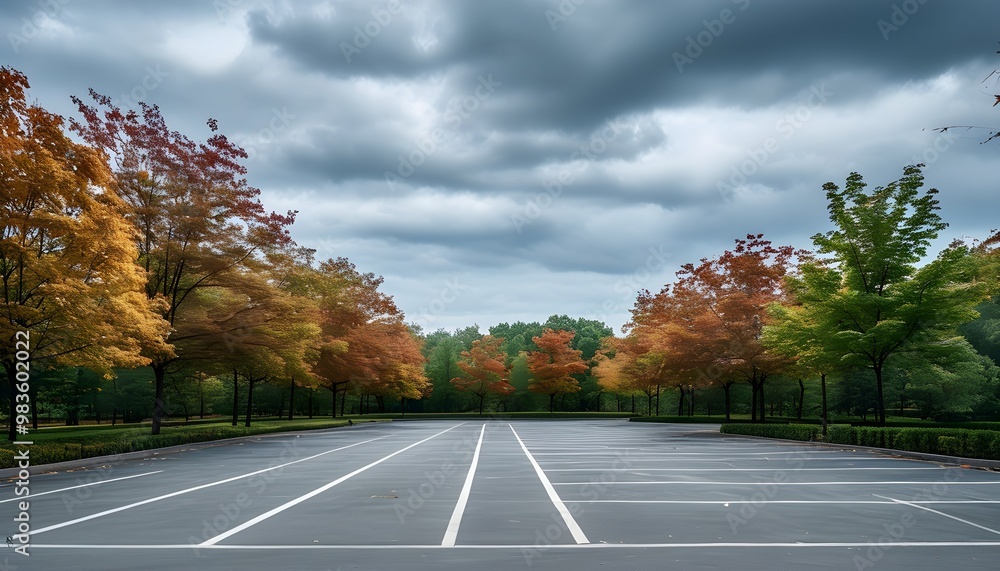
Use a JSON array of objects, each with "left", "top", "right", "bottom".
[{"left": 4, "top": 0, "right": 998, "bottom": 334}]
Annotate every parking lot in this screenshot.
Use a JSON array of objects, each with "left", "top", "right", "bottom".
[{"left": 3, "top": 419, "right": 999, "bottom": 570}]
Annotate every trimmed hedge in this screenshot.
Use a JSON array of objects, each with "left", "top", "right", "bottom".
[
  {"left": 724, "top": 423, "right": 1000, "bottom": 460},
  {"left": 0, "top": 419, "right": 376, "bottom": 469},
  {"left": 720, "top": 423, "right": 821, "bottom": 441}
]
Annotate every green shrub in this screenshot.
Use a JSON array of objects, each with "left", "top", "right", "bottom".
[
  {"left": 937, "top": 436, "right": 962, "bottom": 456},
  {"left": 824, "top": 425, "right": 855, "bottom": 444},
  {"left": 720, "top": 425, "right": 1000, "bottom": 460},
  {"left": 720, "top": 423, "right": 820, "bottom": 442}
]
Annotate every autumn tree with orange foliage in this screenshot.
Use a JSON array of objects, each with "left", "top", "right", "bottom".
[
  {"left": 452, "top": 335, "right": 514, "bottom": 414},
  {"left": 0, "top": 68, "right": 168, "bottom": 440},
  {"left": 307, "top": 258, "right": 427, "bottom": 415},
  {"left": 526, "top": 328, "right": 588, "bottom": 413},
  {"left": 593, "top": 336, "right": 670, "bottom": 414},
  {"left": 628, "top": 235, "right": 799, "bottom": 421},
  {"left": 70, "top": 88, "right": 296, "bottom": 435}
]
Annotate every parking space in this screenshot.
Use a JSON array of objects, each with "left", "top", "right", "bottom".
[{"left": 3, "top": 420, "right": 1000, "bottom": 570}]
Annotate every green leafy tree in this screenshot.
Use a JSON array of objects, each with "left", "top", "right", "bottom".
[{"left": 794, "top": 165, "right": 985, "bottom": 424}]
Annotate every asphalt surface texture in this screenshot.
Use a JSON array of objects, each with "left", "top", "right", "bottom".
[{"left": 2, "top": 419, "right": 999, "bottom": 570}]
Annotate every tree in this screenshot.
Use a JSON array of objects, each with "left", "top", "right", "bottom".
[
  {"left": 452, "top": 335, "right": 514, "bottom": 414},
  {"left": 307, "top": 258, "right": 426, "bottom": 416},
  {"left": 626, "top": 235, "right": 798, "bottom": 421},
  {"left": 526, "top": 329, "right": 587, "bottom": 413},
  {"left": 763, "top": 267, "right": 843, "bottom": 432},
  {"left": 795, "top": 166, "right": 985, "bottom": 424},
  {"left": 70, "top": 88, "right": 295, "bottom": 435},
  {"left": 592, "top": 335, "right": 667, "bottom": 415},
  {"left": 422, "top": 327, "right": 479, "bottom": 412},
  {"left": 0, "top": 67, "right": 168, "bottom": 440}
]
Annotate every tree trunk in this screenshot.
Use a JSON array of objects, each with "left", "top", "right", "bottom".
[
  {"left": 288, "top": 377, "right": 295, "bottom": 421},
  {"left": 478, "top": 393, "right": 485, "bottom": 415},
  {"left": 549, "top": 393, "right": 555, "bottom": 414},
  {"left": 30, "top": 379, "right": 38, "bottom": 430},
  {"left": 677, "top": 386, "right": 685, "bottom": 416},
  {"left": 331, "top": 384, "right": 337, "bottom": 418},
  {"left": 797, "top": 378, "right": 805, "bottom": 420},
  {"left": 340, "top": 388, "right": 347, "bottom": 417},
  {"left": 152, "top": 362, "right": 167, "bottom": 435},
  {"left": 308, "top": 389, "right": 314, "bottom": 419},
  {"left": 244, "top": 376, "right": 255, "bottom": 428},
  {"left": 820, "top": 373, "right": 828, "bottom": 436},
  {"left": 874, "top": 365, "right": 886, "bottom": 425},
  {"left": 689, "top": 388, "right": 694, "bottom": 416},
  {"left": 655, "top": 385, "right": 660, "bottom": 416},
  {"left": 758, "top": 381, "right": 765, "bottom": 423},
  {"left": 231, "top": 368, "right": 239, "bottom": 427},
  {"left": 750, "top": 381, "right": 757, "bottom": 423},
  {"left": 723, "top": 383, "right": 732, "bottom": 421},
  {"left": 5, "top": 364, "right": 17, "bottom": 442}
]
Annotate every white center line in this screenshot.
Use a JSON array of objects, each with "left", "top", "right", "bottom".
[
  {"left": 201, "top": 424, "right": 465, "bottom": 547},
  {"left": 29, "top": 435, "right": 390, "bottom": 536},
  {"left": 874, "top": 494, "right": 1000, "bottom": 535},
  {"left": 508, "top": 424, "right": 589, "bottom": 545},
  {"left": 0, "top": 471, "right": 163, "bottom": 503},
  {"left": 441, "top": 424, "right": 486, "bottom": 547}
]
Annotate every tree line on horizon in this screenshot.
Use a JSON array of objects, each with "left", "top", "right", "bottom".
[{"left": 2, "top": 66, "right": 1000, "bottom": 438}]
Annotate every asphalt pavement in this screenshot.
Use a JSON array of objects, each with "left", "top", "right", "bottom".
[{"left": 2, "top": 419, "right": 999, "bottom": 570}]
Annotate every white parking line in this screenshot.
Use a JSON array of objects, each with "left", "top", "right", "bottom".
[
  {"left": 553, "top": 481, "right": 1000, "bottom": 486},
  {"left": 26, "top": 541, "right": 1000, "bottom": 550},
  {"left": 0, "top": 471, "right": 163, "bottom": 503},
  {"left": 531, "top": 451, "right": 851, "bottom": 456},
  {"left": 875, "top": 494, "right": 1000, "bottom": 535},
  {"left": 572, "top": 500, "right": 1000, "bottom": 504},
  {"left": 29, "top": 436, "right": 389, "bottom": 536},
  {"left": 441, "top": 424, "right": 486, "bottom": 547},
  {"left": 201, "top": 424, "right": 464, "bottom": 547},
  {"left": 509, "top": 424, "right": 589, "bottom": 545},
  {"left": 543, "top": 467, "right": 942, "bottom": 472}
]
